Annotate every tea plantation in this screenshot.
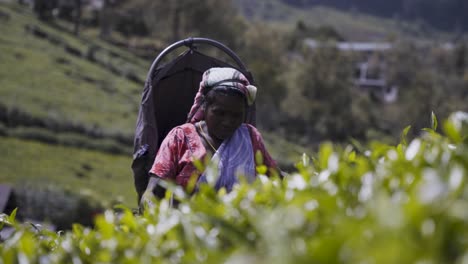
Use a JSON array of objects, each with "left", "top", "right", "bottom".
[{"left": 1, "top": 112, "right": 467, "bottom": 263}]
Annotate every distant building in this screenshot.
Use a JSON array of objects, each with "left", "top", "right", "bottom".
[
  {"left": 18, "top": 0, "right": 105, "bottom": 11},
  {"left": 304, "top": 38, "right": 397, "bottom": 103},
  {"left": 304, "top": 39, "right": 392, "bottom": 52}
]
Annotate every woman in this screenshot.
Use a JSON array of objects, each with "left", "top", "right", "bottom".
[{"left": 140, "top": 67, "right": 278, "bottom": 207}]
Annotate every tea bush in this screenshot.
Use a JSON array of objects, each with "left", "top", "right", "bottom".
[{"left": 1, "top": 112, "right": 467, "bottom": 263}]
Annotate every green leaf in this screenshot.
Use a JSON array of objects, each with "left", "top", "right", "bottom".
[
  {"left": 431, "top": 111, "right": 438, "bottom": 131},
  {"left": 255, "top": 150, "right": 264, "bottom": 165},
  {"left": 301, "top": 153, "right": 310, "bottom": 167},
  {"left": 400, "top": 126, "right": 411, "bottom": 146},
  {"left": 349, "top": 138, "right": 365, "bottom": 154},
  {"left": 113, "top": 204, "right": 129, "bottom": 211},
  {"left": 318, "top": 142, "right": 333, "bottom": 169},
  {"left": 256, "top": 165, "right": 268, "bottom": 175},
  {"left": 348, "top": 151, "right": 356, "bottom": 162},
  {"left": 8, "top": 208, "right": 17, "bottom": 224},
  {"left": 443, "top": 120, "right": 462, "bottom": 143}
]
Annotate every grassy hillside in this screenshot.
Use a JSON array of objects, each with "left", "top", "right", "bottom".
[
  {"left": 0, "top": 4, "right": 145, "bottom": 136},
  {"left": 0, "top": 2, "right": 307, "bottom": 207},
  {"left": 0, "top": 2, "right": 148, "bottom": 206}
]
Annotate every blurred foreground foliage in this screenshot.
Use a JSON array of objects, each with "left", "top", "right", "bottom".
[{"left": 1, "top": 112, "right": 467, "bottom": 263}]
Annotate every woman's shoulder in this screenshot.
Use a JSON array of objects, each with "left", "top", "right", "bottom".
[
  {"left": 170, "top": 123, "right": 196, "bottom": 132},
  {"left": 165, "top": 123, "right": 197, "bottom": 138},
  {"left": 159, "top": 123, "right": 201, "bottom": 152},
  {"left": 178, "top": 123, "right": 197, "bottom": 131},
  {"left": 243, "top": 123, "right": 261, "bottom": 136}
]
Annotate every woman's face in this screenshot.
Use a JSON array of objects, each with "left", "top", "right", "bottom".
[{"left": 205, "top": 93, "right": 246, "bottom": 141}]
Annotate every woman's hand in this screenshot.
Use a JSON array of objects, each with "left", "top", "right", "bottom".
[
  {"left": 139, "top": 176, "right": 162, "bottom": 212},
  {"left": 139, "top": 189, "right": 156, "bottom": 211}
]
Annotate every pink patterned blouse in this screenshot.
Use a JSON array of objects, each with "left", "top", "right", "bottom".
[{"left": 149, "top": 123, "right": 277, "bottom": 189}]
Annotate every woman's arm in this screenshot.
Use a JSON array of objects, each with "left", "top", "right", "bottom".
[{"left": 140, "top": 127, "right": 183, "bottom": 211}]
